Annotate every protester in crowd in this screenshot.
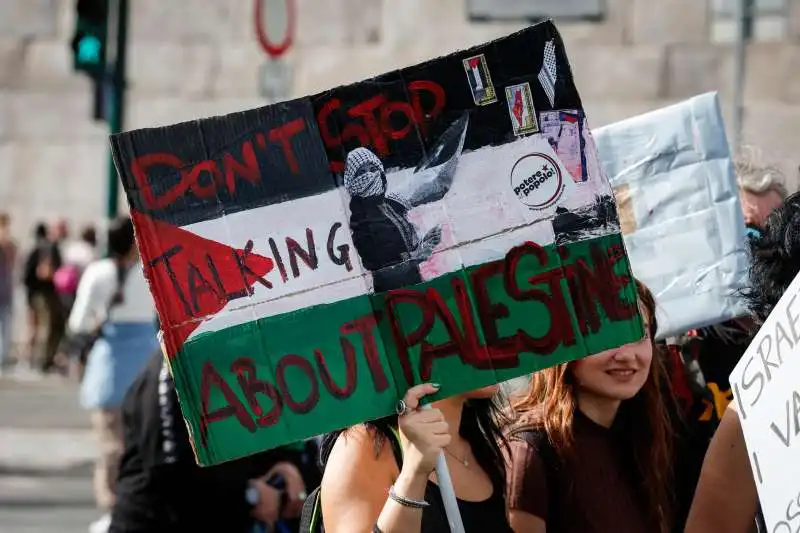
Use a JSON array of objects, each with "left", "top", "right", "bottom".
[
  {"left": 653, "top": 157, "right": 788, "bottom": 531},
  {"left": 736, "top": 156, "right": 788, "bottom": 237},
  {"left": 67, "top": 216, "right": 158, "bottom": 533},
  {"left": 505, "top": 279, "right": 673, "bottom": 533},
  {"left": 22, "top": 221, "right": 64, "bottom": 373},
  {"left": 0, "top": 213, "right": 16, "bottom": 374},
  {"left": 685, "top": 191, "right": 800, "bottom": 533},
  {"left": 51, "top": 217, "right": 69, "bottom": 247},
  {"left": 677, "top": 160, "right": 788, "bottom": 428},
  {"left": 677, "top": 158, "right": 788, "bottom": 418},
  {"left": 57, "top": 224, "right": 99, "bottom": 315},
  {"left": 318, "top": 384, "right": 512, "bottom": 533},
  {"left": 63, "top": 224, "right": 98, "bottom": 270},
  {"left": 109, "top": 347, "right": 307, "bottom": 533}
]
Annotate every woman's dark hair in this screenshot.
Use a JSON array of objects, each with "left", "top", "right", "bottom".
[
  {"left": 108, "top": 216, "right": 135, "bottom": 259},
  {"left": 81, "top": 226, "right": 97, "bottom": 247},
  {"left": 745, "top": 191, "right": 800, "bottom": 321},
  {"left": 320, "top": 396, "right": 510, "bottom": 487},
  {"left": 33, "top": 222, "right": 47, "bottom": 241},
  {"left": 509, "top": 279, "right": 673, "bottom": 533}
]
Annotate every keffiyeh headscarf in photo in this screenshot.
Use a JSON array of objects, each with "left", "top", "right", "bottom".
[{"left": 344, "top": 147, "right": 386, "bottom": 198}]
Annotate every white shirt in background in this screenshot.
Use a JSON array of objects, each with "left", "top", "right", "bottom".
[
  {"left": 68, "top": 259, "right": 155, "bottom": 333},
  {"left": 62, "top": 240, "right": 97, "bottom": 270}
]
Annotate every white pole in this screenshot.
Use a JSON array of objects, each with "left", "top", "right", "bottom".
[{"left": 423, "top": 405, "right": 465, "bottom": 533}]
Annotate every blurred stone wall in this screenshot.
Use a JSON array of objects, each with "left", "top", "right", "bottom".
[{"left": 2, "top": 0, "right": 800, "bottom": 336}]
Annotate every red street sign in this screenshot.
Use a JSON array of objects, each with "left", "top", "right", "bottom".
[{"left": 253, "top": 0, "right": 295, "bottom": 58}]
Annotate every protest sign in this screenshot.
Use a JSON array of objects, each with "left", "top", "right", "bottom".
[
  {"left": 112, "top": 21, "right": 643, "bottom": 466},
  {"left": 594, "top": 93, "right": 749, "bottom": 339},
  {"left": 730, "top": 272, "right": 800, "bottom": 531}
]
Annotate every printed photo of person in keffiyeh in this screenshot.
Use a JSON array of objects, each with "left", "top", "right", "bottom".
[{"left": 343, "top": 114, "right": 469, "bottom": 292}]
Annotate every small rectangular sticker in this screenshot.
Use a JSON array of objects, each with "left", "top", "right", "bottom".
[
  {"left": 463, "top": 54, "right": 498, "bottom": 106},
  {"left": 505, "top": 82, "right": 538, "bottom": 136}
]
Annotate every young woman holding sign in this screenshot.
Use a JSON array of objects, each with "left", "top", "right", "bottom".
[
  {"left": 318, "top": 385, "right": 513, "bottom": 533},
  {"left": 505, "top": 279, "right": 675, "bottom": 533}
]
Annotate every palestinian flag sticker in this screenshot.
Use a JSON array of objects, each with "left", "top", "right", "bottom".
[
  {"left": 463, "top": 54, "right": 498, "bottom": 106},
  {"left": 505, "top": 82, "right": 539, "bottom": 136}
]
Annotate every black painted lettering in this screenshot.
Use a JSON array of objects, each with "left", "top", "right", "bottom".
[
  {"left": 268, "top": 237, "right": 289, "bottom": 283},
  {"left": 206, "top": 253, "right": 247, "bottom": 301},
  {"left": 186, "top": 262, "right": 220, "bottom": 313},
  {"left": 327, "top": 222, "right": 353, "bottom": 272},
  {"left": 286, "top": 228, "right": 319, "bottom": 279},
  {"left": 149, "top": 245, "right": 192, "bottom": 317},
  {"left": 234, "top": 239, "right": 273, "bottom": 291}
]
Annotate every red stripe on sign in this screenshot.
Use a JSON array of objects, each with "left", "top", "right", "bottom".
[
  {"left": 468, "top": 57, "right": 480, "bottom": 69},
  {"left": 131, "top": 210, "right": 275, "bottom": 359}
]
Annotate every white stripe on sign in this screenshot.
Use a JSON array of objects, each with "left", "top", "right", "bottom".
[
  {"left": 472, "top": 64, "right": 484, "bottom": 91},
  {"left": 179, "top": 135, "right": 608, "bottom": 337}
]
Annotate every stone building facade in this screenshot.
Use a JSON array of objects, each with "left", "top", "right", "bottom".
[{"left": 1, "top": 0, "right": 799, "bottom": 331}]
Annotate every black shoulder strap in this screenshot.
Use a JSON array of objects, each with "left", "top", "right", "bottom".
[{"left": 385, "top": 425, "right": 404, "bottom": 469}]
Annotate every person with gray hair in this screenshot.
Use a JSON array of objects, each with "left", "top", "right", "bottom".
[
  {"left": 735, "top": 152, "right": 789, "bottom": 235},
  {"left": 343, "top": 115, "right": 468, "bottom": 292}
]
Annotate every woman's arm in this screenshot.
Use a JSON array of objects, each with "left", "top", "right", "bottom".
[
  {"left": 321, "top": 425, "right": 429, "bottom": 533},
  {"left": 323, "top": 384, "right": 448, "bottom": 533},
  {"left": 685, "top": 406, "right": 758, "bottom": 533},
  {"left": 508, "top": 511, "right": 546, "bottom": 533}
]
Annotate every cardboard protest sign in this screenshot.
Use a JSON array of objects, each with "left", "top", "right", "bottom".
[
  {"left": 594, "top": 93, "right": 749, "bottom": 338},
  {"left": 730, "top": 272, "right": 800, "bottom": 531},
  {"left": 112, "top": 21, "right": 643, "bottom": 466}
]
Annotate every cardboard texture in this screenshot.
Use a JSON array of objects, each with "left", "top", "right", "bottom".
[
  {"left": 111, "top": 21, "right": 643, "bottom": 466},
  {"left": 594, "top": 93, "right": 750, "bottom": 339},
  {"left": 729, "top": 271, "right": 800, "bottom": 532}
]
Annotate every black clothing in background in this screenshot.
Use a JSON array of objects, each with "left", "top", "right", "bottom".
[
  {"left": 22, "top": 240, "right": 62, "bottom": 300},
  {"left": 109, "top": 350, "right": 299, "bottom": 533}
]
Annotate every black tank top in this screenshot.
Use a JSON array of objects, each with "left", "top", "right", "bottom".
[{"left": 420, "top": 480, "right": 512, "bottom": 533}]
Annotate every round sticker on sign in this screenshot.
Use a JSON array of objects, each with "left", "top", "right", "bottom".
[{"left": 510, "top": 152, "right": 565, "bottom": 210}]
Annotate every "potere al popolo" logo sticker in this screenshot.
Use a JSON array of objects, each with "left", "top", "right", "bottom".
[{"left": 510, "top": 152, "right": 565, "bottom": 210}]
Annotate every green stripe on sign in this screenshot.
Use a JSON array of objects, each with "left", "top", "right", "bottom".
[{"left": 171, "top": 232, "right": 644, "bottom": 466}]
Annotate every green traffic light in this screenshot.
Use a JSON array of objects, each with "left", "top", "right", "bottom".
[{"left": 77, "top": 34, "right": 102, "bottom": 64}]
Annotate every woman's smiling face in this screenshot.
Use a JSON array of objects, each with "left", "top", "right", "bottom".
[{"left": 571, "top": 302, "right": 653, "bottom": 401}]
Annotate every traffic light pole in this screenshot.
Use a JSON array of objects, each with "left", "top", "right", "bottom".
[
  {"left": 104, "top": 0, "right": 128, "bottom": 220},
  {"left": 732, "top": 0, "right": 754, "bottom": 154}
]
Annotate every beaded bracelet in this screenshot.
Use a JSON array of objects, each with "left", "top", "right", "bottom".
[{"left": 389, "top": 485, "right": 430, "bottom": 509}]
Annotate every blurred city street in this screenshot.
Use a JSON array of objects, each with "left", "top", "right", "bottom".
[{"left": 0, "top": 373, "right": 97, "bottom": 533}]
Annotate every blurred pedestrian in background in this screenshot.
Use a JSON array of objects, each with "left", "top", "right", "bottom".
[
  {"left": 21, "top": 221, "right": 64, "bottom": 374},
  {"left": 57, "top": 224, "right": 99, "bottom": 316},
  {"left": 63, "top": 225, "right": 98, "bottom": 271},
  {"left": 109, "top": 347, "right": 307, "bottom": 533},
  {"left": 0, "top": 212, "right": 17, "bottom": 375},
  {"left": 66, "top": 216, "right": 157, "bottom": 533}
]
